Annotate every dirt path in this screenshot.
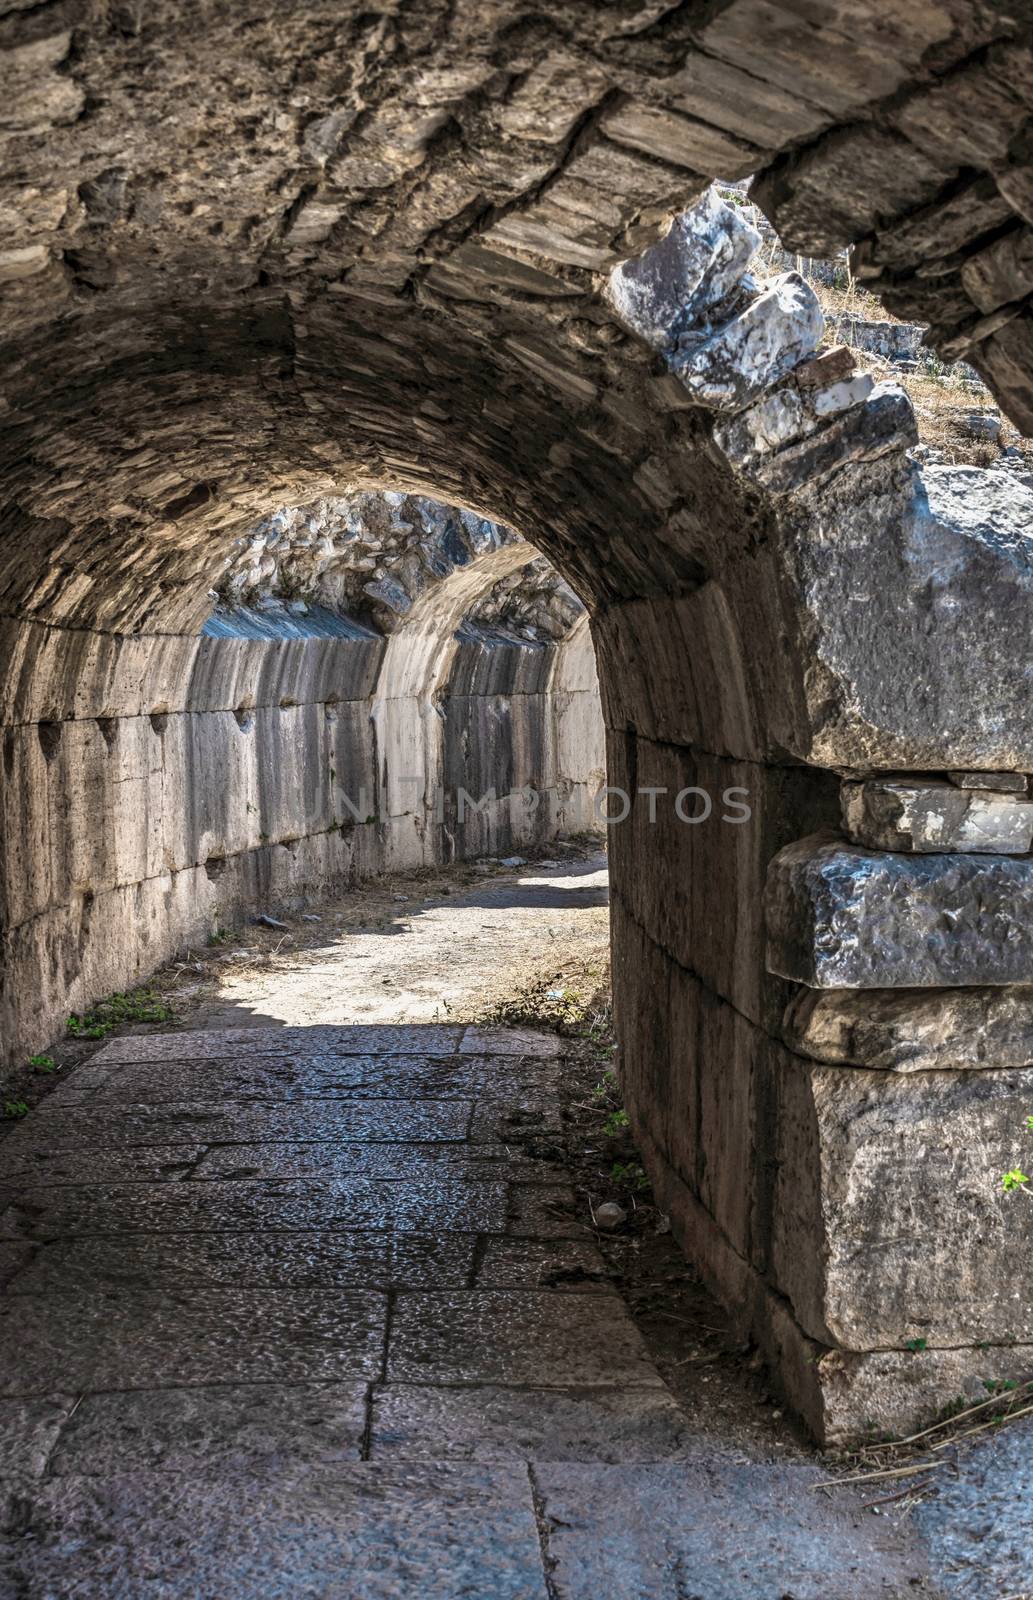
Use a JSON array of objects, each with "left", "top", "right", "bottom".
[{"left": 195, "top": 851, "right": 611, "bottom": 1031}]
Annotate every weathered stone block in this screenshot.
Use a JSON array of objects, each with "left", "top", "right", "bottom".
[
  {"left": 601, "top": 103, "right": 760, "bottom": 180},
  {"left": 772, "top": 1060, "right": 1033, "bottom": 1351},
  {"left": 889, "top": 40, "right": 1033, "bottom": 169},
  {"left": 764, "top": 1294, "right": 1033, "bottom": 1450},
  {"left": 635, "top": 1085, "right": 1033, "bottom": 1447},
  {"left": 784, "top": 984, "right": 1033, "bottom": 1072},
  {"left": 781, "top": 464, "right": 1033, "bottom": 769},
  {"left": 841, "top": 777, "right": 1033, "bottom": 854},
  {"left": 667, "top": 53, "right": 831, "bottom": 148},
  {"left": 727, "top": 380, "right": 915, "bottom": 492},
  {"left": 949, "top": 770, "right": 1028, "bottom": 793},
  {"left": 857, "top": 174, "right": 1014, "bottom": 275},
  {"left": 609, "top": 739, "right": 838, "bottom": 1030},
  {"left": 752, "top": 126, "right": 953, "bottom": 257},
  {"left": 962, "top": 223, "right": 1033, "bottom": 316},
  {"left": 766, "top": 834, "right": 1033, "bottom": 988},
  {"left": 671, "top": 272, "right": 823, "bottom": 411},
  {"left": 715, "top": 357, "right": 873, "bottom": 469},
  {"left": 606, "top": 187, "right": 759, "bottom": 351}
]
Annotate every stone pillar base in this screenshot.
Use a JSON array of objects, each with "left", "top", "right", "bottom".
[
  {"left": 637, "top": 1119, "right": 1033, "bottom": 1448},
  {"left": 615, "top": 880, "right": 1033, "bottom": 1447}
]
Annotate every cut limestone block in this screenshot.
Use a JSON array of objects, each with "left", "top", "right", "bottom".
[
  {"left": 670, "top": 271, "right": 823, "bottom": 411},
  {"left": 765, "top": 1293, "right": 1033, "bottom": 1451},
  {"left": 771, "top": 1058, "right": 1033, "bottom": 1350},
  {"left": 635, "top": 1090, "right": 1033, "bottom": 1447},
  {"left": 783, "top": 984, "right": 1033, "bottom": 1071},
  {"left": 841, "top": 777, "right": 1033, "bottom": 854},
  {"left": 949, "top": 770, "right": 1028, "bottom": 792},
  {"left": 766, "top": 833, "right": 1033, "bottom": 988},
  {"left": 785, "top": 465, "right": 1033, "bottom": 771},
  {"left": 605, "top": 185, "right": 759, "bottom": 349}
]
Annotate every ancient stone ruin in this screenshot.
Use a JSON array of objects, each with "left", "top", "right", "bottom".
[{"left": 4, "top": 0, "right": 1033, "bottom": 1493}]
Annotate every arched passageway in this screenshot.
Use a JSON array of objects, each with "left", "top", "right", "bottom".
[{"left": 4, "top": 0, "right": 1033, "bottom": 1496}]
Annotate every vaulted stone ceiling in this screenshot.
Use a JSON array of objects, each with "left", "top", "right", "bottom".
[{"left": 3, "top": 0, "right": 1032, "bottom": 636}]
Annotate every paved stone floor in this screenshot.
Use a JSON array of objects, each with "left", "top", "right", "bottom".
[{"left": 0, "top": 1015, "right": 1029, "bottom": 1597}]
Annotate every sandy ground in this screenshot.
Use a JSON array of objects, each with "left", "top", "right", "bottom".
[{"left": 194, "top": 851, "right": 610, "bottom": 1030}]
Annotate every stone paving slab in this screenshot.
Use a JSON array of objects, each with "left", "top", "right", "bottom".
[
  {"left": 0, "top": 1242, "right": 34, "bottom": 1288},
  {"left": 475, "top": 1238, "right": 616, "bottom": 1292},
  {"left": 506, "top": 1184, "right": 591, "bottom": 1238},
  {"left": 192, "top": 1139, "right": 566, "bottom": 1184},
  {"left": 47, "top": 1382, "right": 371, "bottom": 1477},
  {"left": 0, "top": 1287, "right": 387, "bottom": 1395},
  {"left": 459, "top": 1026, "right": 564, "bottom": 1057},
  {"left": 92, "top": 1023, "right": 466, "bottom": 1062},
  {"left": 0, "top": 1395, "right": 76, "bottom": 1480},
  {"left": 57, "top": 1053, "right": 562, "bottom": 1103},
  {"left": 0, "top": 1144, "right": 208, "bottom": 1186},
  {"left": 0, "top": 1097, "right": 471, "bottom": 1150},
  {"left": 534, "top": 1461, "right": 933, "bottom": 1600},
  {"left": 7, "top": 1231, "right": 475, "bottom": 1295},
  {"left": 469, "top": 1096, "right": 564, "bottom": 1143},
  {"left": 0, "top": 1175, "right": 510, "bottom": 1240},
  {"left": 388, "top": 1291, "right": 664, "bottom": 1388},
  {"left": 0, "top": 1019, "right": 952, "bottom": 1596},
  {"left": 371, "top": 1385, "right": 694, "bottom": 1463},
  {"left": 914, "top": 1415, "right": 1033, "bottom": 1600},
  {"left": 0, "top": 1464, "right": 550, "bottom": 1600}
]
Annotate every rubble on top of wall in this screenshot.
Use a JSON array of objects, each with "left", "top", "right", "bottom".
[
  {"left": 611, "top": 186, "right": 1033, "bottom": 510},
  {"left": 460, "top": 558, "right": 585, "bottom": 644},
  {"left": 610, "top": 188, "right": 1033, "bottom": 771},
  {"left": 718, "top": 179, "right": 1033, "bottom": 479},
  {"left": 209, "top": 490, "right": 584, "bottom": 642},
  {"left": 609, "top": 185, "right": 918, "bottom": 486},
  {"left": 213, "top": 492, "right": 509, "bottom": 629}
]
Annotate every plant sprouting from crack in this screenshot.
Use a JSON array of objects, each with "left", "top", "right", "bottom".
[{"left": 1001, "top": 1115, "right": 1033, "bottom": 1195}]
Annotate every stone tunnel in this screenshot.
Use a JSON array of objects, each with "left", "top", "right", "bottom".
[
  {"left": 3, "top": 489, "right": 605, "bottom": 1053},
  {"left": 4, "top": 0, "right": 1033, "bottom": 1469}
]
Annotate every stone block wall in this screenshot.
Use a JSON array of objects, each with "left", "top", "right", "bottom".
[{"left": 599, "top": 189, "right": 1033, "bottom": 1446}]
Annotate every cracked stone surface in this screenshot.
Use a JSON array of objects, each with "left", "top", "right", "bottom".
[
  {"left": 784, "top": 983, "right": 1033, "bottom": 1073},
  {"left": 0, "top": 1018, "right": 954, "bottom": 1596}
]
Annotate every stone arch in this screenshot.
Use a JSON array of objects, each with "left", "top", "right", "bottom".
[{"left": 4, "top": 2, "right": 1033, "bottom": 1446}]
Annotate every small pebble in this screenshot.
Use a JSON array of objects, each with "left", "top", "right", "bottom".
[{"left": 595, "top": 1201, "right": 627, "bottom": 1231}]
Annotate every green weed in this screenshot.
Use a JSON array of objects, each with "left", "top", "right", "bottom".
[
  {"left": 68, "top": 988, "right": 173, "bottom": 1040},
  {"left": 610, "top": 1160, "right": 650, "bottom": 1192}
]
